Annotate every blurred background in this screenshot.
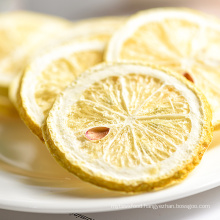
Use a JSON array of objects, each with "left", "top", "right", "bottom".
[{"left": 1, "top": 0, "right": 220, "bottom": 20}]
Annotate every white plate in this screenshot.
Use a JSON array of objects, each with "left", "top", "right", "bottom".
[{"left": 0, "top": 117, "right": 220, "bottom": 214}]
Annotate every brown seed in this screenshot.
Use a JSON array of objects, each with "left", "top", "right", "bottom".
[
  {"left": 85, "top": 127, "right": 110, "bottom": 140},
  {"left": 183, "top": 72, "right": 194, "bottom": 83}
]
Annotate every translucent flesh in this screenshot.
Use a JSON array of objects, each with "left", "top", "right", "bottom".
[
  {"left": 67, "top": 74, "right": 191, "bottom": 168},
  {"left": 35, "top": 50, "right": 103, "bottom": 116},
  {"left": 120, "top": 19, "right": 220, "bottom": 123}
]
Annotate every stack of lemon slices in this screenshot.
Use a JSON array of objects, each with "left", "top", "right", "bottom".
[{"left": 3, "top": 8, "right": 220, "bottom": 192}]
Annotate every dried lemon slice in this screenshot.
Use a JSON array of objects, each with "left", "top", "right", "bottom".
[
  {"left": 105, "top": 8, "right": 220, "bottom": 129},
  {"left": 0, "top": 11, "right": 71, "bottom": 97},
  {"left": 17, "top": 38, "right": 103, "bottom": 140},
  {"left": 43, "top": 62, "right": 213, "bottom": 192}
]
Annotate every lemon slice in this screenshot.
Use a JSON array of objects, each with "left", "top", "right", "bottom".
[
  {"left": 0, "top": 11, "right": 71, "bottom": 97},
  {"left": 42, "top": 62, "right": 213, "bottom": 192},
  {"left": 105, "top": 8, "right": 220, "bottom": 129}
]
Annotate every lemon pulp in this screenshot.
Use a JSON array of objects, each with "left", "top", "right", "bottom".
[{"left": 67, "top": 74, "right": 191, "bottom": 168}]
